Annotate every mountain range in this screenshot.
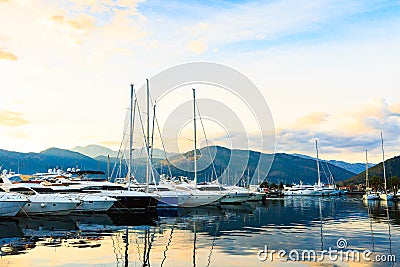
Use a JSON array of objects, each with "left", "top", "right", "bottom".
[
  {"left": 340, "top": 155, "right": 400, "bottom": 186},
  {"left": 0, "top": 145, "right": 361, "bottom": 185},
  {"left": 71, "top": 144, "right": 175, "bottom": 159},
  {"left": 292, "top": 154, "right": 375, "bottom": 174}
]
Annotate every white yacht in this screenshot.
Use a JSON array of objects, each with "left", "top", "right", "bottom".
[
  {"left": 145, "top": 183, "right": 191, "bottom": 207},
  {"left": 221, "top": 185, "right": 254, "bottom": 203},
  {"left": 363, "top": 150, "right": 380, "bottom": 201},
  {"left": 283, "top": 183, "right": 324, "bottom": 196},
  {"left": 72, "top": 193, "right": 117, "bottom": 212},
  {"left": 0, "top": 187, "right": 29, "bottom": 217},
  {"left": 284, "top": 140, "right": 339, "bottom": 197},
  {"left": 7, "top": 187, "right": 81, "bottom": 215},
  {"left": 379, "top": 133, "right": 394, "bottom": 201},
  {"left": 247, "top": 185, "right": 266, "bottom": 201},
  {"left": 163, "top": 177, "right": 224, "bottom": 207}
]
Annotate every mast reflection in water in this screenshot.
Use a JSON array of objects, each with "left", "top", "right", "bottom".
[{"left": 1, "top": 197, "right": 399, "bottom": 267}]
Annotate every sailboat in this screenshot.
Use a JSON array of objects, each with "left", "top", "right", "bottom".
[
  {"left": 379, "top": 133, "right": 394, "bottom": 201},
  {"left": 283, "top": 140, "right": 324, "bottom": 196},
  {"left": 363, "top": 150, "right": 380, "bottom": 201},
  {"left": 174, "top": 88, "right": 225, "bottom": 207},
  {"left": 142, "top": 79, "right": 190, "bottom": 207}
]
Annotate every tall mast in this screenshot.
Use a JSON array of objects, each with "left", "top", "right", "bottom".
[
  {"left": 365, "top": 150, "right": 369, "bottom": 189},
  {"left": 316, "top": 140, "right": 321, "bottom": 187},
  {"left": 146, "top": 79, "right": 150, "bottom": 193},
  {"left": 193, "top": 88, "right": 197, "bottom": 186},
  {"left": 128, "top": 84, "right": 134, "bottom": 191},
  {"left": 381, "top": 132, "right": 387, "bottom": 192},
  {"left": 107, "top": 155, "right": 110, "bottom": 180}
]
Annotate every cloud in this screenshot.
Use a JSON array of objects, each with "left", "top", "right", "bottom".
[
  {"left": 187, "top": 38, "right": 208, "bottom": 54},
  {"left": 0, "top": 110, "right": 28, "bottom": 126},
  {"left": 8, "top": 130, "right": 28, "bottom": 139},
  {"left": 44, "top": 0, "right": 147, "bottom": 49},
  {"left": 69, "top": 0, "right": 145, "bottom": 15},
  {"left": 50, "top": 15, "right": 95, "bottom": 30},
  {"left": 0, "top": 47, "right": 17, "bottom": 60},
  {"left": 293, "top": 112, "right": 329, "bottom": 129},
  {"left": 277, "top": 98, "right": 400, "bottom": 156},
  {"left": 99, "top": 140, "right": 121, "bottom": 147},
  {"left": 47, "top": 14, "right": 96, "bottom": 45}
]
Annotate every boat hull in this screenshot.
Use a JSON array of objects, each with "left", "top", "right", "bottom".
[
  {"left": 247, "top": 192, "right": 266, "bottom": 201},
  {"left": 74, "top": 195, "right": 117, "bottom": 212},
  {"left": 379, "top": 193, "right": 394, "bottom": 201},
  {"left": 0, "top": 200, "right": 28, "bottom": 217},
  {"left": 20, "top": 201, "right": 80, "bottom": 215},
  {"left": 102, "top": 191, "right": 158, "bottom": 210},
  {"left": 156, "top": 194, "right": 191, "bottom": 207},
  {"left": 220, "top": 192, "right": 251, "bottom": 204},
  {"left": 181, "top": 193, "right": 223, "bottom": 207}
]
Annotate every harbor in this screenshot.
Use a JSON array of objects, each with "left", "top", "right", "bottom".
[{"left": 1, "top": 197, "right": 398, "bottom": 266}]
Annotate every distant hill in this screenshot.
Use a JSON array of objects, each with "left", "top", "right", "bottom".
[
  {"left": 72, "top": 144, "right": 175, "bottom": 159},
  {"left": 341, "top": 155, "right": 400, "bottom": 186},
  {"left": 0, "top": 148, "right": 106, "bottom": 175},
  {"left": 72, "top": 145, "right": 119, "bottom": 158},
  {"left": 0, "top": 146, "right": 356, "bottom": 184},
  {"left": 292, "top": 153, "right": 373, "bottom": 174},
  {"left": 160, "top": 146, "right": 356, "bottom": 185}
]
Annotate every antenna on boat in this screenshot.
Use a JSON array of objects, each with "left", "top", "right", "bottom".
[
  {"left": 128, "top": 83, "right": 135, "bottom": 191},
  {"left": 365, "top": 149, "right": 369, "bottom": 189},
  {"left": 316, "top": 140, "right": 321, "bottom": 187},
  {"left": 146, "top": 79, "right": 150, "bottom": 193},
  {"left": 193, "top": 88, "right": 197, "bottom": 187},
  {"left": 381, "top": 132, "right": 387, "bottom": 193}
]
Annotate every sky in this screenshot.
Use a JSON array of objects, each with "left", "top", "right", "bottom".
[{"left": 1, "top": 0, "right": 400, "bottom": 163}]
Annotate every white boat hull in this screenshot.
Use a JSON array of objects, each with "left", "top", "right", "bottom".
[
  {"left": 363, "top": 193, "right": 380, "bottom": 200},
  {"left": 156, "top": 193, "right": 191, "bottom": 206},
  {"left": 181, "top": 192, "right": 223, "bottom": 207},
  {"left": 21, "top": 201, "right": 80, "bottom": 215},
  {"left": 74, "top": 194, "right": 117, "bottom": 212},
  {"left": 0, "top": 200, "right": 28, "bottom": 216},
  {"left": 284, "top": 189, "right": 324, "bottom": 196},
  {"left": 221, "top": 192, "right": 252, "bottom": 204},
  {"left": 379, "top": 193, "right": 394, "bottom": 201},
  {"left": 247, "top": 192, "right": 266, "bottom": 201},
  {"left": 0, "top": 193, "right": 29, "bottom": 217}
]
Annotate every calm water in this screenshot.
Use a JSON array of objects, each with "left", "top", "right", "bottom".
[{"left": 1, "top": 197, "right": 399, "bottom": 267}]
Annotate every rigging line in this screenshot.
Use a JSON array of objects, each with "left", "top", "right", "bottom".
[
  {"left": 386, "top": 205, "right": 392, "bottom": 261},
  {"left": 111, "top": 106, "right": 133, "bottom": 179},
  {"left": 148, "top": 91, "right": 173, "bottom": 179},
  {"left": 161, "top": 224, "right": 175, "bottom": 267},
  {"left": 193, "top": 221, "right": 197, "bottom": 267},
  {"left": 143, "top": 229, "right": 148, "bottom": 266},
  {"left": 136, "top": 107, "right": 157, "bottom": 188},
  {"left": 145, "top": 227, "right": 156, "bottom": 267},
  {"left": 319, "top": 146, "right": 334, "bottom": 184},
  {"left": 367, "top": 203, "right": 375, "bottom": 252},
  {"left": 195, "top": 98, "right": 218, "bottom": 183},
  {"left": 154, "top": 112, "right": 173, "bottom": 178},
  {"left": 206, "top": 216, "right": 222, "bottom": 267},
  {"left": 319, "top": 160, "right": 329, "bottom": 185}
]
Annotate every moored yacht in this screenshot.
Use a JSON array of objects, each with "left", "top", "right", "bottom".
[
  {"left": 363, "top": 150, "right": 380, "bottom": 201},
  {"left": 0, "top": 188, "right": 29, "bottom": 217},
  {"left": 283, "top": 183, "right": 324, "bottom": 196},
  {"left": 379, "top": 133, "right": 394, "bottom": 201},
  {"left": 7, "top": 187, "right": 81, "bottom": 215}
]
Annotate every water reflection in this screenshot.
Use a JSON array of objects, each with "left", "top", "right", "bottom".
[{"left": 0, "top": 197, "right": 399, "bottom": 266}]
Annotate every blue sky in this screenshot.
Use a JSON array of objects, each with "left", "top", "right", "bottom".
[{"left": 1, "top": 0, "right": 400, "bottom": 162}]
